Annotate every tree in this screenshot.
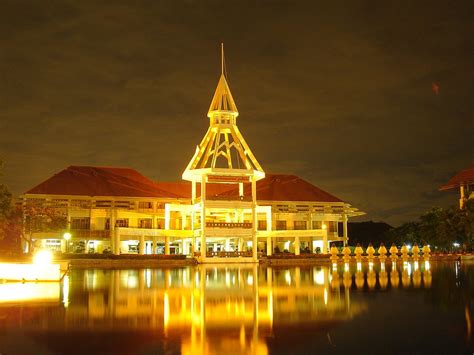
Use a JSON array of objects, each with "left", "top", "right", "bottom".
[
  {"left": 0, "top": 159, "right": 21, "bottom": 253},
  {"left": 382, "top": 201, "right": 474, "bottom": 251}
]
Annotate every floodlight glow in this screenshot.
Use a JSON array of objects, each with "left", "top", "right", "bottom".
[
  {"left": 33, "top": 250, "right": 53, "bottom": 266},
  {"left": 63, "top": 232, "right": 72, "bottom": 240},
  {"left": 453, "top": 242, "right": 460, "bottom": 248}
]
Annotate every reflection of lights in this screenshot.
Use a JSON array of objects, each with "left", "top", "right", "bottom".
[
  {"left": 344, "top": 263, "right": 349, "bottom": 273},
  {"left": 356, "top": 262, "right": 362, "bottom": 272},
  {"left": 0, "top": 282, "right": 60, "bottom": 303},
  {"left": 403, "top": 262, "right": 412, "bottom": 276},
  {"left": 127, "top": 274, "right": 138, "bottom": 288},
  {"left": 285, "top": 271, "right": 291, "bottom": 285},
  {"left": 33, "top": 250, "right": 53, "bottom": 266},
  {"left": 453, "top": 242, "right": 460, "bottom": 248},
  {"left": 247, "top": 274, "right": 253, "bottom": 286},
  {"left": 424, "top": 260, "right": 430, "bottom": 271},
  {"left": 314, "top": 269, "right": 324, "bottom": 285},
  {"left": 195, "top": 271, "right": 199, "bottom": 286},
  {"left": 146, "top": 269, "right": 151, "bottom": 288},
  {"left": 225, "top": 272, "right": 231, "bottom": 287},
  {"left": 268, "top": 290, "right": 273, "bottom": 325},
  {"left": 164, "top": 292, "right": 169, "bottom": 329},
  {"left": 323, "top": 288, "right": 328, "bottom": 306},
  {"left": 62, "top": 274, "right": 69, "bottom": 308}
]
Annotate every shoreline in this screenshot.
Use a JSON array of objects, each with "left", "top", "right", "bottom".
[{"left": 1, "top": 252, "right": 472, "bottom": 269}]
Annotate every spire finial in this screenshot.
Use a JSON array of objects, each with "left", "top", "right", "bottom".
[{"left": 221, "top": 42, "right": 224, "bottom": 76}]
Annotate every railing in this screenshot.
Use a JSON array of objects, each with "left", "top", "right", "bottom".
[
  {"left": 206, "top": 222, "right": 252, "bottom": 229},
  {"left": 194, "top": 251, "right": 253, "bottom": 258},
  {"left": 69, "top": 230, "right": 111, "bottom": 239}
]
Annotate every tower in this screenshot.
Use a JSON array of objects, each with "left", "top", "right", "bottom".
[{"left": 182, "top": 44, "right": 265, "bottom": 262}]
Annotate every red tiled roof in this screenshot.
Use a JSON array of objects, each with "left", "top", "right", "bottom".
[
  {"left": 25, "top": 167, "right": 344, "bottom": 203},
  {"left": 156, "top": 181, "right": 239, "bottom": 199},
  {"left": 440, "top": 165, "right": 474, "bottom": 190},
  {"left": 159, "top": 174, "right": 344, "bottom": 203},
  {"left": 217, "top": 174, "right": 344, "bottom": 203},
  {"left": 25, "top": 166, "right": 179, "bottom": 198}
]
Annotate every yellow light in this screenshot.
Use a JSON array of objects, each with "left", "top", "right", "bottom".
[
  {"left": 33, "top": 250, "right": 53, "bottom": 266},
  {"left": 63, "top": 232, "right": 72, "bottom": 240},
  {"left": 322, "top": 223, "right": 327, "bottom": 230},
  {"left": 0, "top": 282, "right": 60, "bottom": 303},
  {"left": 314, "top": 269, "right": 325, "bottom": 285}
]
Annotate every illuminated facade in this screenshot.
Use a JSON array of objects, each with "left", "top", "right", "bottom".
[{"left": 21, "top": 47, "right": 363, "bottom": 261}]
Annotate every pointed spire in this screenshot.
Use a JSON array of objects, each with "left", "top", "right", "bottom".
[{"left": 208, "top": 43, "right": 238, "bottom": 117}]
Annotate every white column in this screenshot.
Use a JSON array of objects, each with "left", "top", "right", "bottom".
[
  {"left": 165, "top": 236, "right": 170, "bottom": 255},
  {"left": 139, "top": 235, "right": 145, "bottom": 255},
  {"left": 251, "top": 176, "right": 258, "bottom": 262},
  {"left": 295, "top": 236, "right": 300, "bottom": 255},
  {"left": 111, "top": 209, "right": 118, "bottom": 255},
  {"left": 201, "top": 175, "right": 207, "bottom": 262},
  {"left": 266, "top": 236, "right": 272, "bottom": 256},
  {"left": 460, "top": 184, "right": 466, "bottom": 209},
  {"left": 343, "top": 213, "right": 348, "bottom": 247},
  {"left": 322, "top": 230, "right": 328, "bottom": 254}
]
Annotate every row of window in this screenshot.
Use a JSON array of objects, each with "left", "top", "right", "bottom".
[
  {"left": 275, "top": 220, "right": 338, "bottom": 232},
  {"left": 70, "top": 218, "right": 337, "bottom": 231},
  {"left": 24, "top": 199, "right": 165, "bottom": 210},
  {"left": 70, "top": 218, "right": 163, "bottom": 230}
]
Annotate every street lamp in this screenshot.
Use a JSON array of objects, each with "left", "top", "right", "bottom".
[{"left": 63, "top": 232, "right": 72, "bottom": 253}]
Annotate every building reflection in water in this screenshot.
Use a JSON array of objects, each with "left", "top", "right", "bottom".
[{"left": 0, "top": 262, "right": 435, "bottom": 354}]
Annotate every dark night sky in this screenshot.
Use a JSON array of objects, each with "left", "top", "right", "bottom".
[{"left": 0, "top": 0, "right": 472, "bottom": 226}]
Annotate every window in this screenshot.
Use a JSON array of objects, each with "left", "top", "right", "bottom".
[
  {"left": 294, "top": 221, "right": 307, "bottom": 230},
  {"left": 71, "top": 199, "right": 90, "bottom": 208},
  {"left": 95, "top": 200, "right": 112, "bottom": 208},
  {"left": 71, "top": 218, "right": 90, "bottom": 230},
  {"left": 276, "top": 220, "right": 287, "bottom": 230},
  {"left": 258, "top": 220, "right": 267, "bottom": 230},
  {"left": 156, "top": 219, "right": 164, "bottom": 229},
  {"left": 115, "top": 201, "right": 131, "bottom": 209},
  {"left": 115, "top": 219, "right": 129, "bottom": 228},
  {"left": 138, "top": 201, "right": 153, "bottom": 209},
  {"left": 312, "top": 221, "right": 322, "bottom": 229},
  {"left": 138, "top": 219, "right": 152, "bottom": 229},
  {"left": 327, "top": 221, "right": 337, "bottom": 233}
]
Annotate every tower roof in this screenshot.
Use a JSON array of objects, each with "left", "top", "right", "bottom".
[
  {"left": 207, "top": 74, "right": 238, "bottom": 117},
  {"left": 182, "top": 44, "right": 264, "bottom": 182}
]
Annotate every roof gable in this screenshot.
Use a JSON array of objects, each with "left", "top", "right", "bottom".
[
  {"left": 25, "top": 166, "right": 178, "bottom": 198},
  {"left": 440, "top": 165, "right": 474, "bottom": 190}
]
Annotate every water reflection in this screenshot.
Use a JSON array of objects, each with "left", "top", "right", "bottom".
[{"left": 0, "top": 261, "right": 470, "bottom": 354}]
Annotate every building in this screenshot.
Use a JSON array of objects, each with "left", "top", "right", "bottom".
[
  {"left": 439, "top": 164, "right": 474, "bottom": 209},
  {"left": 21, "top": 47, "right": 363, "bottom": 261}
]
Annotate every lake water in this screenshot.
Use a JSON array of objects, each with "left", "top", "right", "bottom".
[{"left": 0, "top": 261, "right": 473, "bottom": 354}]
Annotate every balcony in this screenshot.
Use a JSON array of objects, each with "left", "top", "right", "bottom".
[{"left": 206, "top": 222, "right": 252, "bottom": 229}]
